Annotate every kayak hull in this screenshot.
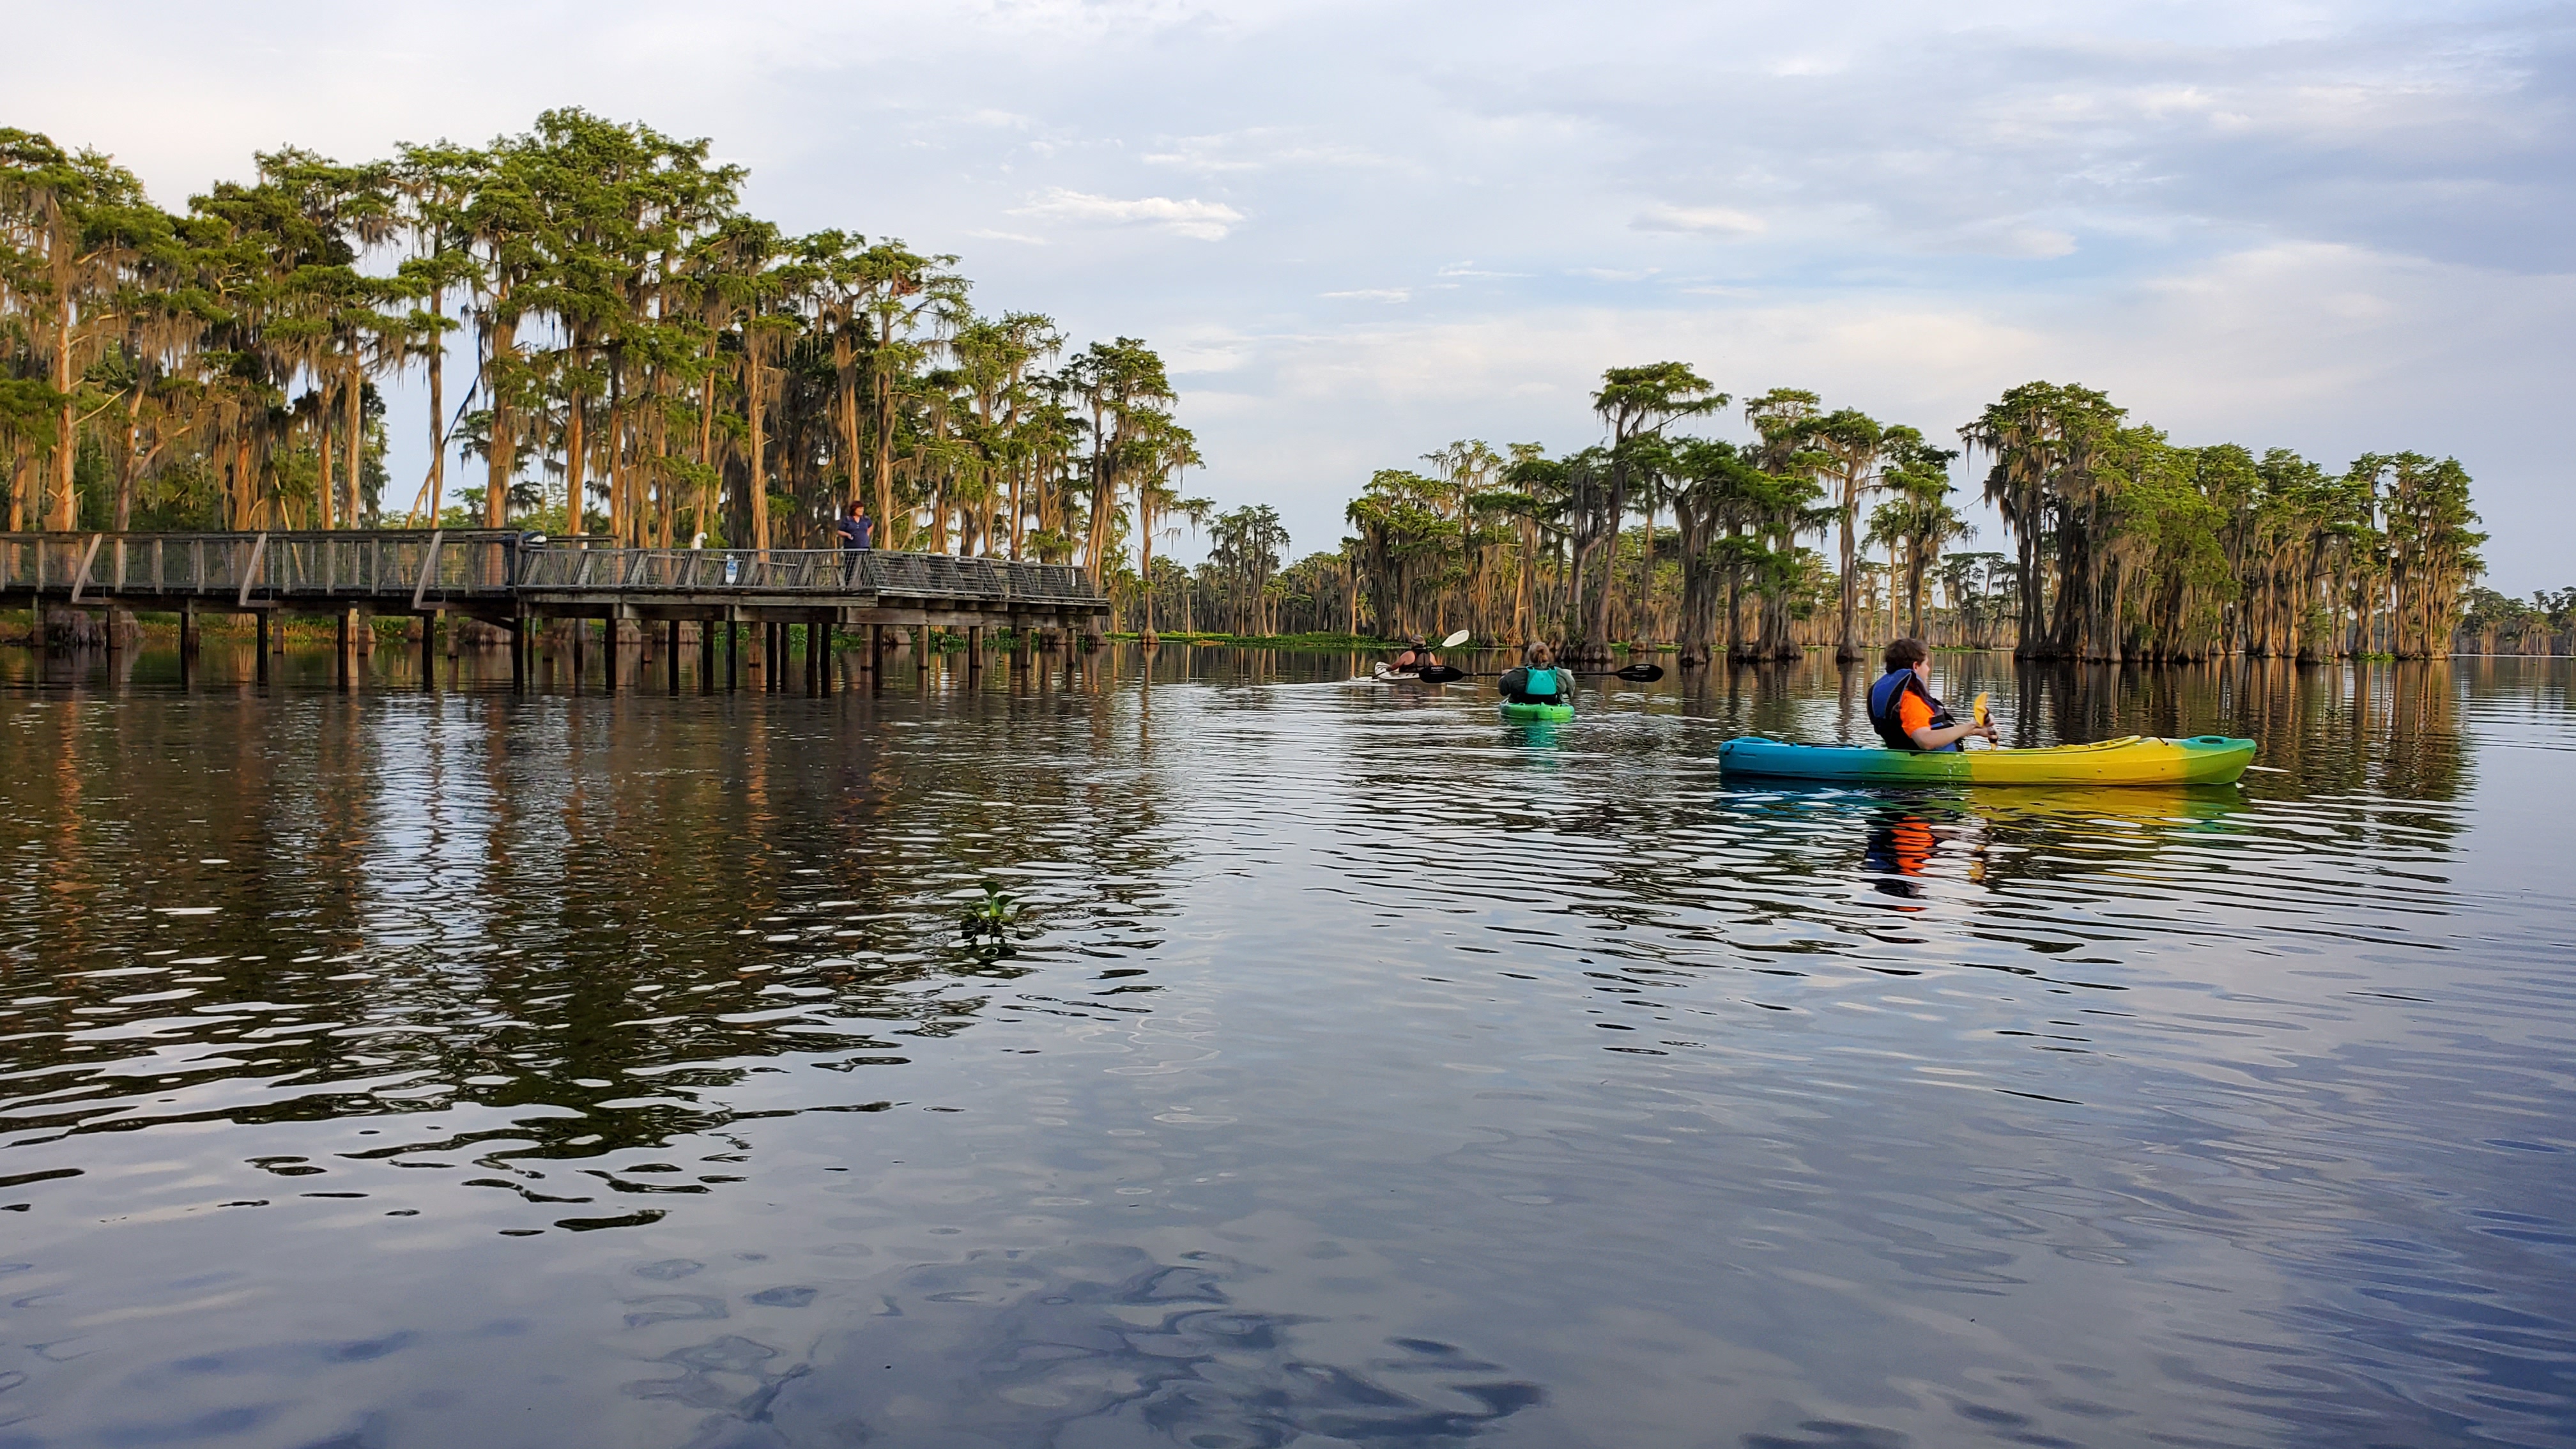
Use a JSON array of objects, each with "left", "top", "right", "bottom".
[
  {"left": 1717, "top": 734, "right": 2257, "bottom": 787},
  {"left": 1500, "top": 702, "right": 1575, "bottom": 724}
]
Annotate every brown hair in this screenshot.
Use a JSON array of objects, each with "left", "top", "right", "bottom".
[
  {"left": 1524, "top": 641, "right": 1555, "bottom": 666},
  {"left": 1882, "top": 638, "right": 1928, "bottom": 671}
]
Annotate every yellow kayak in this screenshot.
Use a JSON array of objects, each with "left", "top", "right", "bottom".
[{"left": 1719, "top": 734, "right": 2258, "bottom": 787}]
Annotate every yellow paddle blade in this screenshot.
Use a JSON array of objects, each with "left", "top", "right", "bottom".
[{"left": 1973, "top": 691, "right": 1991, "bottom": 726}]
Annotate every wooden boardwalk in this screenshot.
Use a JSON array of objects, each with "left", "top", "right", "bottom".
[{"left": 1, "top": 530, "right": 1107, "bottom": 692}]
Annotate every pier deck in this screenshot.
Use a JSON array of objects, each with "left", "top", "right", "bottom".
[{"left": 3, "top": 529, "right": 1108, "bottom": 691}]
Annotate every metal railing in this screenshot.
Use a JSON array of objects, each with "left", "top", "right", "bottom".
[
  {"left": 1, "top": 532, "right": 1101, "bottom": 609},
  {"left": 512, "top": 545, "right": 1101, "bottom": 605},
  {"left": 0, "top": 531, "right": 521, "bottom": 605}
]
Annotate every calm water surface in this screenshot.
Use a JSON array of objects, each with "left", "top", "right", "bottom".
[{"left": 1, "top": 641, "right": 2572, "bottom": 1448}]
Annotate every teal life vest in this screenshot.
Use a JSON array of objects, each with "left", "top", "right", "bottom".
[{"left": 1501, "top": 666, "right": 1564, "bottom": 703}]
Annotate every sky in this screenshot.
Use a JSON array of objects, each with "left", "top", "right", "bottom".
[{"left": 13, "top": 0, "right": 2572, "bottom": 591}]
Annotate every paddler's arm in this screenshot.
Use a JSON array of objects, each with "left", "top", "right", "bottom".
[
  {"left": 1909, "top": 718, "right": 1997, "bottom": 749},
  {"left": 1902, "top": 691, "right": 1994, "bottom": 749}
]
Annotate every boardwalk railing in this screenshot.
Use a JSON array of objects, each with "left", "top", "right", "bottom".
[
  {"left": 1, "top": 532, "right": 1102, "bottom": 610},
  {"left": 0, "top": 532, "right": 520, "bottom": 605},
  {"left": 512, "top": 544, "right": 1099, "bottom": 605}
]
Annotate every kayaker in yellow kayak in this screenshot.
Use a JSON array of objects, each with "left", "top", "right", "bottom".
[
  {"left": 1866, "top": 640, "right": 1996, "bottom": 752},
  {"left": 1499, "top": 643, "right": 1570, "bottom": 706}
]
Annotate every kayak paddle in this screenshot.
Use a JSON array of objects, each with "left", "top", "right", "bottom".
[{"left": 1410, "top": 663, "right": 1664, "bottom": 684}]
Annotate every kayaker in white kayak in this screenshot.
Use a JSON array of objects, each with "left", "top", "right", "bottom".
[
  {"left": 1388, "top": 634, "right": 1439, "bottom": 673},
  {"left": 1499, "top": 642, "right": 1570, "bottom": 706},
  {"left": 1866, "top": 639, "right": 1995, "bottom": 752}
]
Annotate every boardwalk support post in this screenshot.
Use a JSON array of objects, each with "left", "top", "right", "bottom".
[{"left": 236, "top": 533, "right": 268, "bottom": 610}]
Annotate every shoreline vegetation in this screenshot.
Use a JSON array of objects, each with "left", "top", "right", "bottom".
[
  {"left": 8, "top": 604, "right": 2568, "bottom": 660},
  {"left": 1274, "top": 366, "right": 2502, "bottom": 666}
]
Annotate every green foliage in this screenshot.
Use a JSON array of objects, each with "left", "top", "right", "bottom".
[
  {"left": 1, "top": 114, "right": 1185, "bottom": 565},
  {"left": 1322, "top": 366, "right": 2483, "bottom": 663}
]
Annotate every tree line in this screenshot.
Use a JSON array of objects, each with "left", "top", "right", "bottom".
[
  {"left": 0, "top": 111, "right": 1198, "bottom": 591},
  {"left": 1305, "top": 365, "right": 2487, "bottom": 662}
]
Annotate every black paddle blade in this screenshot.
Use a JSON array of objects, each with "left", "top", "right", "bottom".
[
  {"left": 1412, "top": 664, "right": 1468, "bottom": 683},
  {"left": 1613, "top": 663, "right": 1666, "bottom": 682}
]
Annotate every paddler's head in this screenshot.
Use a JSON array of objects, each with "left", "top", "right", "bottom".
[
  {"left": 1524, "top": 641, "right": 1555, "bottom": 667},
  {"left": 1882, "top": 638, "right": 1929, "bottom": 680}
]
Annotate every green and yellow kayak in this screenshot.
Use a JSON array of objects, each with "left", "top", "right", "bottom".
[
  {"left": 1718, "top": 734, "right": 2257, "bottom": 787},
  {"left": 1500, "top": 701, "right": 1575, "bottom": 724}
]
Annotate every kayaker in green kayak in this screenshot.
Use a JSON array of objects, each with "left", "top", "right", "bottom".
[
  {"left": 1499, "top": 643, "right": 1570, "bottom": 709},
  {"left": 1867, "top": 639, "right": 1995, "bottom": 752}
]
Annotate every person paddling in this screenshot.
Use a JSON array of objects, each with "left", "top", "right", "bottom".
[
  {"left": 1499, "top": 641, "right": 1569, "bottom": 706},
  {"left": 1389, "top": 634, "right": 1439, "bottom": 672},
  {"left": 1866, "top": 638, "right": 1994, "bottom": 752}
]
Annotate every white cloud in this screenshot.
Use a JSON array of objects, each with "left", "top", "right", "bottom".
[
  {"left": 1630, "top": 204, "right": 1768, "bottom": 236},
  {"left": 1321, "top": 288, "right": 1411, "bottom": 302},
  {"left": 1142, "top": 128, "right": 1398, "bottom": 174},
  {"left": 1009, "top": 187, "right": 1246, "bottom": 240},
  {"left": 1922, "top": 221, "right": 2080, "bottom": 259}
]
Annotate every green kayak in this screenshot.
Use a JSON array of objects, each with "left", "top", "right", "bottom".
[{"left": 1499, "top": 701, "right": 1575, "bottom": 723}]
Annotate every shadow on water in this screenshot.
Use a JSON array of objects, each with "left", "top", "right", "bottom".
[{"left": 680, "top": 1246, "right": 1542, "bottom": 1449}]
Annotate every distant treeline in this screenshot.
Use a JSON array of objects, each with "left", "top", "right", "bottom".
[
  {"left": 2458, "top": 588, "right": 2575, "bottom": 656},
  {"left": 1, "top": 111, "right": 1196, "bottom": 579},
  {"left": 1239, "top": 365, "right": 2486, "bottom": 662}
]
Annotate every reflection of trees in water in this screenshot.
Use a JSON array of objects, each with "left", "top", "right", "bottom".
[
  {"left": 0, "top": 685, "right": 1187, "bottom": 1168},
  {"left": 675, "top": 1246, "right": 1542, "bottom": 1449}
]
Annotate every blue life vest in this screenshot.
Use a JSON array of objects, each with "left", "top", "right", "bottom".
[
  {"left": 1866, "top": 668, "right": 1958, "bottom": 751},
  {"left": 1501, "top": 666, "right": 1564, "bottom": 703}
]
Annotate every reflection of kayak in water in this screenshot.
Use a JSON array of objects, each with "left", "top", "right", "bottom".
[
  {"left": 1718, "top": 735, "right": 2258, "bottom": 786},
  {"left": 1499, "top": 701, "right": 1575, "bottom": 723}
]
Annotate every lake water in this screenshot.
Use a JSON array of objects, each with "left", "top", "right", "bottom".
[{"left": 1, "top": 641, "right": 2571, "bottom": 1448}]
